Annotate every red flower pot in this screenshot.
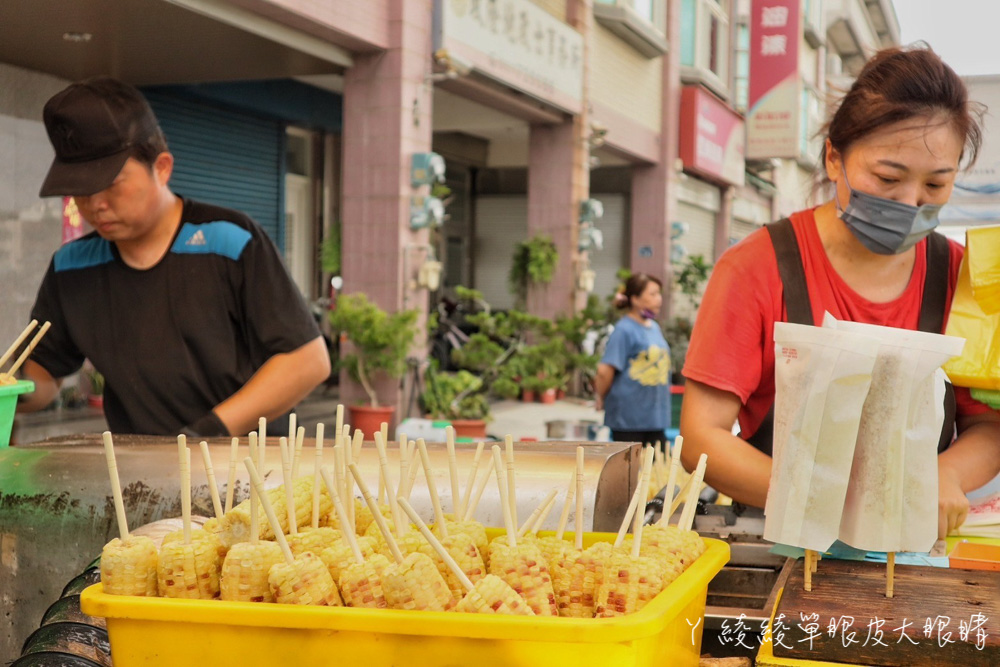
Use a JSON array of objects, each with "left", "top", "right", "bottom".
[
  {"left": 450, "top": 419, "right": 487, "bottom": 440},
  {"left": 347, "top": 404, "right": 395, "bottom": 439},
  {"left": 521, "top": 390, "right": 536, "bottom": 403},
  {"left": 540, "top": 388, "right": 557, "bottom": 404}
]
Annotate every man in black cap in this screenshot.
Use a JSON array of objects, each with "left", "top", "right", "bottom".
[{"left": 17, "top": 76, "right": 330, "bottom": 437}]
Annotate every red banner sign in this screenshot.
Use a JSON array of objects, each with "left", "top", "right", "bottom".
[
  {"left": 747, "top": 0, "right": 802, "bottom": 159},
  {"left": 679, "top": 86, "right": 746, "bottom": 187}
]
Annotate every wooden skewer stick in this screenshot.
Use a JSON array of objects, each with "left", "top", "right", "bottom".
[
  {"left": 245, "top": 457, "right": 294, "bottom": 564},
  {"left": 505, "top": 435, "right": 518, "bottom": 531},
  {"left": 224, "top": 437, "right": 240, "bottom": 515},
  {"left": 181, "top": 443, "right": 192, "bottom": 545},
  {"left": 417, "top": 439, "right": 449, "bottom": 538},
  {"left": 352, "top": 427, "right": 364, "bottom": 465},
  {"left": 347, "top": 462, "right": 403, "bottom": 564},
  {"left": 279, "top": 437, "right": 297, "bottom": 535},
  {"left": 679, "top": 453, "right": 707, "bottom": 532},
  {"left": 0, "top": 319, "right": 37, "bottom": 372},
  {"left": 445, "top": 426, "right": 462, "bottom": 518},
  {"left": 248, "top": 433, "right": 259, "bottom": 543},
  {"left": 615, "top": 446, "right": 653, "bottom": 547},
  {"left": 396, "top": 432, "right": 410, "bottom": 502},
  {"left": 292, "top": 426, "right": 305, "bottom": 479},
  {"left": 333, "top": 442, "right": 345, "bottom": 529},
  {"left": 102, "top": 431, "right": 130, "bottom": 541},
  {"left": 404, "top": 441, "right": 424, "bottom": 502},
  {"left": 312, "top": 423, "right": 325, "bottom": 529},
  {"left": 886, "top": 553, "right": 895, "bottom": 598},
  {"left": 335, "top": 405, "right": 344, "bottom": 447},
  {"left": 257, "top": 418, "right": 267, "bottom": 472},
  {"left": 347, "top": 428, "right": 364, "bottom": 531},
  {"left": 5, "top": 321, "right": 51, "bottom": 378},
  {"left": 555, "top": 470, "right": 575, "bottom": 541},
  {"left": 492, "top": 445, "right": 517, "bottom": 548},
  {"left": 398, "top": 497, "right": 475, "bottom": 594},
  {"left": 198, "top": 441, "right": 224, "bottom": 519},
  {"left": 631, "top": 446, "right": 655, "bottom": 558},
  {"left": 377, "top": 423, "right": 389, "bottom": 504},
  {"left": 462, "top": 456, "right": 495, "bottom": 522},
  {"left": 323, "top": 466, "right": 364, "bottom": 564},
  {"left": 529, "top": 489, "right": 560, "bottom": 535},
  {"left": 804, "top": 550, "right": 813, "bottom": 592},
  {"left": 287, "top": 413, "right": 297, "bottom": 474},
  {"left": 373, "top": 431, "right": 402, "bottom": 535},
  {"left": 575, "top": 446, "right": 585, "bottom": 550},
  {"left": 460, "top": 442, "right": 486, "bottom": 521},
  {"left": 517, "top": 488, "right": 558, "bottom": 538},
  {"left": 657, "top": 436, "right": 684, "bottom": 526}
]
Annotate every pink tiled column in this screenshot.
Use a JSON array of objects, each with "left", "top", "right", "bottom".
[
  {"left": 525, "top": 0, "right": 592, "bottom": 318},
  {"left": 339, "top": 0, "right": 433, "bottom": 416},
  {"left": 630, "top": 0, "right": 682, "bottom": 312}
]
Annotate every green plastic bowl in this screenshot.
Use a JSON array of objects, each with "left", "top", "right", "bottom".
[{"left": 0, "top": 379, "right": 34, "bottom": 447}]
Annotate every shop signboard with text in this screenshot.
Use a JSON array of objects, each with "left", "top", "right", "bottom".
[
  {"left": 746, "top": 0, "right": 802, "bottom": 159},
  {"left": 434, "top": 0, "right": 584, "bottom": 114},
  {"left": 679, "top": 86, "right": 746, "bottom": 187}
]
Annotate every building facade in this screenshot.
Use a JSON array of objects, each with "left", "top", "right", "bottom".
[{"left": 0, "top": 0, "right": 901, "bottom": 418}]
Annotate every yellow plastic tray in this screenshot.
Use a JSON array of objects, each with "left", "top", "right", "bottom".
[{"left": 81, "top": 531, "right": 729, "bottom": 667}]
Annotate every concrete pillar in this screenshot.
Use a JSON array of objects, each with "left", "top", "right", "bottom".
[
  {"left": 525, "top": 0, "right": 593, "bottom": 318},
  {"left": 630, "top": 0, "right": 682, "bottom": 313},
  {"left": 339, "top": 0, "right": 433, "bottom": 415},
  {"left": 715, "top": 185, "right": 734, "bottom": 261}
]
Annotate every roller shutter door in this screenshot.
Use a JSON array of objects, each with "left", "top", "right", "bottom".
[
  {"left": 473, "top": 195, "right": 526, "bottom": 310},
  {"left": 676, "top": 201, "right": 716, "bottom": 261},
  {"left": 589, "top": 194, "right": 627, "bottom": 299}
]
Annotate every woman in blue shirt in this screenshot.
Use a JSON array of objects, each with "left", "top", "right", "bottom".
[{"left": 594, "top": 273, "right": 672, "bottom": 445}]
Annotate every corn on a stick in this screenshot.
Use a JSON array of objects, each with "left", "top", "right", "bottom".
[
  {"left": 615, "top": 446, "right": 653, "bottom": 548},
  {"left": 198, "top": 441, "right": 224, "bottom": 520},
  {"left": 550, "top": 450, "right": 591, "bottom": 615},
  {"left": 574, "top": 446, "right": 585, "bottom": 550},
  {"left": 556, "top": 470, "right": 575, "bottom": 539},
  {"left": 460, "top": 442, "right": 486, "bottom": 520},
  {"left": 445, "top": 426, "right": 463, "bottom": 518},
  {"left": 657, "top": 436, "right": 685, "bottom": 526},
  {"left": 287, "top": 412, "right": 297, "bottom": 456},
  {"left": 279, "top": 437, "right": 297, "bottom": 535},
  {"left": 350, "top": 462, "right": 453, "bottom": 611},
  {"left": 312, "top": 424, "right": 325, "bottom": 529},
  {"left": 224, "top": 437, "right": 240, "bottom": 514},
  {"left": 399, "top": 497, "right": 532, "bottom": 616},
  {"left": 244, "top": 457, "right": 341, "bottom": 606},
  {"left": 529, "top": 489, "right": 559, "bottom": 535},
  {"left": 0, "top": 319, "right": 37, "bottom": 373},
  {"left": 335, "top": 404, "right": 344, "bottom": 442},
  {"left": 3, "top": 321, "right": 51, "bottom": 379},
  {"left": 100, "top": 431, "right": 159, "bottom": 596},
  {"left": 462, "top": 455, "right": 495, "bottom": 522},
  {"left": 373, "top": 431, "right": 402, "bottom": 534},
  {"left": 322, "top": 466, "right": 387, "bottom": 608},
  {"left": 417, "top": 438, "right": 449, "bottom": 537},
  {"left": 517, "top": 488, "right": 558, "bottom": 539},
  {"left": 536, "top": 472, "right": 575, "bottom": 568},
  {"left": 505, "top": 435, "right": 518, "bottom": 530},
  {"left": 403, "top": 441, "right": 423, "bottom": 501},
  {"left": 377, "top": 423, "right": 389, "bottom": 503}
]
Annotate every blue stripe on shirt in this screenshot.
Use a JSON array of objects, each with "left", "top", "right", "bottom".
[
  {"left": 54, "top": 236, "right": 114, "bottom": 272},
  {"left": 171, "top": 221, "right": 252, "bottom": 260}
]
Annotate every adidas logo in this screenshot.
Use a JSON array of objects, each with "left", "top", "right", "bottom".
[{"left": 185, "top": 229, "right": 207, "bottom": 246}]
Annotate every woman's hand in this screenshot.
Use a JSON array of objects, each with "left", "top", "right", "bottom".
[{"left": 938, "top": 463, "right": 969, "bottom": 539}]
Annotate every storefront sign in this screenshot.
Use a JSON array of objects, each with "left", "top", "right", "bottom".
[
  {"left": 434, "top": 0, "right": 584, "bottom": 114},
  {"left": 679, "top": 85, "right": 745, "bottom": 187},
  {"left": 746, "top": 0, "right": 801, "bottom": 159},
  {"left": 62, "top": 197, "right": 86, "bottom": 245}
]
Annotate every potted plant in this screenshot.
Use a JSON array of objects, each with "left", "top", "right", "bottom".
[
  {"left": 421, "top": 366, "right": 490, "bottom": 439},
  {"left": 82, "top": 365, "right": 104, "bottom": 409},
  {"left": 508, "top": 234, "right": 558, "bottom": 306},
  {"left": 329, "top": 292, "right": 418, "bottom": 436}
]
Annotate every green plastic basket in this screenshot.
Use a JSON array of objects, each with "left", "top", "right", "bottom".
[{"left": 0, "top": 380, "right": 34, "bottom": 447}]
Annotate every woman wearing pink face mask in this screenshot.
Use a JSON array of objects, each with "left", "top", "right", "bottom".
[
  {"left": 680, "top": 45, "right": 1000, "bottom": 540},
  {"left": 594, "top": 273, "right": 672, "bottom": 446}
]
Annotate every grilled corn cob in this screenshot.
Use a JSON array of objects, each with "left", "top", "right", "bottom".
[
  {"left": 220, "top": 540, "right": 284, "bottom": 602},
  {"left": 536, "top": 535, "right": 572, "bottom": 569},
  {"left": 157, "top": 528, "right": 223, "bottom": 599},
  {"left": 163, "top": 526, "right": 227, "bottom": 562},
  {"left": 438, "top": 520, "right": 489, "bottom": 566},
  {"left": 551, "top": 544, "right": 607, "bottom": 618},
  {"left": 382, "top": 552, "right": 455, "bottom": 611},
  {"left": 268, "top": 550, "right": 342, "bottom": 606},
  {"left": 487, "top": 540, "right": 558, "bottom": 616},
  {"left": 221, "top": 476, "right": 332, "bottom": 543},
  {"left": 454, "top": 574, "right": 535, "bottom": 616},
  {"left": 100, "top": 536, "right": 159, "bottom": 596},
  {"left": 319, "top": 534, "right": 377, "bottom": 583},
  {"left": 593, "top": 550, "right": 664, "bottom": 617},
  {"left": 338, "top": 553, "right": 391, "bottom": 608},
  {"left": 287, "top": 527, "right": 341, "bottom": 557},
  {"left": 416, "top": 532, "right": 486, "bottom": 600},
  {"left": 354, "top": 499, "right": 393, "bottom": 536}
]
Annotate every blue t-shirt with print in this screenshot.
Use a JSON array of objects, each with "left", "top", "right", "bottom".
[{"left": 600, "top": 316, "right": 671, "bottom": 432}]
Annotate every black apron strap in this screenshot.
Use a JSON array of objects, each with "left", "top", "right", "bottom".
[
  {"left": 920, "top": 231, "right": 957, "bottom": 452},
  {"left": 765, "top": 219, "right": 814, "bottom": 326}
]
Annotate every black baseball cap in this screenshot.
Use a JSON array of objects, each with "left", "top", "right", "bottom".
[{"left": 39, "top": 77, "right": 162, "bottom": 197}]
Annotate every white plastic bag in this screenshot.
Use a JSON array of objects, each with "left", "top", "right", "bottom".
[
  {"left": 764, "top": 322, "right": 880, "bottom": 552},
  {"left": 825, "top": 316, "right": 965, "bottom": 553}
]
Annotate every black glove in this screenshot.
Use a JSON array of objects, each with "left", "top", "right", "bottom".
[{"left": 180, "top": 411, "right": 229, "bottom": 438}]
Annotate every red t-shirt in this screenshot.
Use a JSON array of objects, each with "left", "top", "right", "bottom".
[{"left": 683, "top": 207, "right": 988, "bottom": 440}]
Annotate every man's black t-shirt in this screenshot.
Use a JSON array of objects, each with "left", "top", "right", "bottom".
[{"left": 29, "top": 198, "right": 321, "bottom": 435}]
